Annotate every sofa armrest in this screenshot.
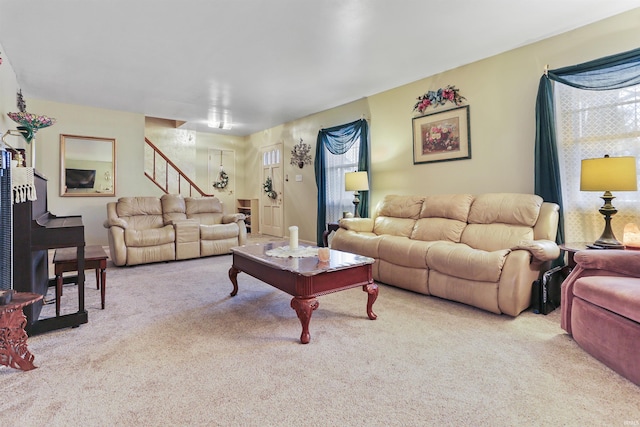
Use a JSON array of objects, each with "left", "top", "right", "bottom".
[
  {"left": 338, "top": 217, "right": 375, "bottom": 233},
  {"left": 103, "top": 217, "right": 128, "bottom": 229},
  {"left": 171, "top": 219, "right": 200, "bottom": 239},
  {"left": 511, "top": 239, "right": 559, "bottom": 262},
  {"left": 104, "top": 201, "right": 128, "bottom": 229},
  {"left": 574, "top": 249, "right": 640, "bottom": 277},
  {"left": 222, "top": 213, "right": 246, "bottom": 224}
]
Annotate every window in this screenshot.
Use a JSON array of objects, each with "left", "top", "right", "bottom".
[
  {"left": 324, "top": 140, "right": 360, "bottom": 222},
  {"left": 555, "top": 83, "right": 640, "bottom": 242}
]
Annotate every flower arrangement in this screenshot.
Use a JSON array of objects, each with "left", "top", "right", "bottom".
[
  {"left": 413, "top": 85, "right": 465, "bottom": 114},
  {"left": 263, "top": 177, "right": 277, "bottom": 199},
  {"left": 7, "top": 112, "right": 56, "bottom": 143},
  {"left": 212, "top": 170, "right": 229, "bottom": 189},
  {"left": 7, "top": 111, "right": 56, "bottom": 130},
  {"left": 422, "top": 123, "right": 460, "bottom": 153}
]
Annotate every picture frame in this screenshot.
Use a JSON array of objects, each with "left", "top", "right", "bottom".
[{"left": 412, "top": 105, "right": 471, "bottom": 165}]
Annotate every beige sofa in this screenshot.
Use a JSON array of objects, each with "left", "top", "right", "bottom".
[
  {"left": 104, "top": 194, "right": 246, "bottom": 266},
  {"left": 330, "top": 193, "right": 560, "bottom": 316}
]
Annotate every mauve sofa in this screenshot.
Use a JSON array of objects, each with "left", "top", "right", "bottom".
[{"left": 561, "top": 250, "right": 640, "bottom": 386}]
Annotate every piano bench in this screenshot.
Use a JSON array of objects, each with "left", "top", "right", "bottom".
[{"left": 53, "top": 245, "right": 108, "bottom": 317}]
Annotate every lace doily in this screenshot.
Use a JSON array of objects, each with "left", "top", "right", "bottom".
[{"left": 265, "top": 245, "right": 318, "bottom": 258}]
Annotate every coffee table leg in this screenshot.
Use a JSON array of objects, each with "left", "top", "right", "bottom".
[
  {"left": 363, "top": 283, "right": 378, "bottom": 320},
  {"left": 290, "top": 297, "right": 319, "bottom": 344},
  {"left": 228, "top": 266, "right": 240, "bottom": 297}
]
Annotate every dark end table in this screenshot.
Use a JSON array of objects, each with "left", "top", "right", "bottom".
[{"left": 0, "top": 292, "right": 43, "bottom": 370}]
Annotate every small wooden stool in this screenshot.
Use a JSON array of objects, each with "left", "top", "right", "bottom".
[{"left": 53, "top": 245, "right": 108, "bottom": 317}]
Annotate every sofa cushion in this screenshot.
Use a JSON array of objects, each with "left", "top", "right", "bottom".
[
  {"left": 461, "top": 223, "right": 534, "bottom": 252},
  {"left": 573, "top": 276, "right": 640, "bottom": 324},
  {"left": 378, "top": 235, "right": 436, "bottom": 268},
  {"left": 468, "top": 193, "right": 542, "bottom": 227},
  {"left": 411, "top": 218, "right": 467, "bottom": 243},
  {"left": 116, "top": 197, "right": 165, "bottom": 230},
  {"left": 376, "top": 195, "right": 424, "bottom": 219},
  {"left": 125, "top": 225, "right": 175, "bottom": 247},
  {"left": 420, "top": 194, "right": 473, "bottom": 222},
  {"left": 426, "top": 242, "right": 510, "bottom": 282},
  {"left": 374, "top": 217, "right": 416, "bottom": 238},
  {"left": 200, "top": 223, "right": 239, "bottom": 240},
  {"left": 116, "top": 197, "right": 163, "bottom": 217},
  {"left": 186, "top": 197, "right": 224, "bottom": 225},
  {"left": 161, "top": 194, "right": 187, "bottom": 224}
]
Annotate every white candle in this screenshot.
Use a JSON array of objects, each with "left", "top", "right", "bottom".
[{"left": 289, "top": 226, "right": 299, "bottom": 250}]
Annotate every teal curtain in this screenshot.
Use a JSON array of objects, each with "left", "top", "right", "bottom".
[
  {"left": 534, "top": 47, "right": 640, "bottom": 254},
  {"left": 314, "top": 119, "right": 369, "bottom": 245}
]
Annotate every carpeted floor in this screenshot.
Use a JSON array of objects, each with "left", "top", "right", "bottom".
[{"left": 1, "top": 241, "right": 638, "bottom": 426}]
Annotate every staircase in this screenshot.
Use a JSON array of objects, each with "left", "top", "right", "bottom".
[{"left": 144, "top": 137, "right": 212, "bottom": 197}]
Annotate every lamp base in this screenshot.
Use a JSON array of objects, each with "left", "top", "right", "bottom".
[
  {"left": 592, "top": 192, "right": 624, "bottom": 249},
  {"left": 352, "top": 192, "right": 361, "bottom": 218}
]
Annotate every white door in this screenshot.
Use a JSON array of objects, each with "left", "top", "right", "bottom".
[{"left": 261, "top": 143, "right": 283, "bottom": 237}]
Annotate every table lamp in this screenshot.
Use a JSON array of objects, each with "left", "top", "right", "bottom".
[
  {"left": 580, "top": 155, "right": 637, "bottom": 249},
  {"left": 345, "top": 171, "right": 369, "bottom": 218}
]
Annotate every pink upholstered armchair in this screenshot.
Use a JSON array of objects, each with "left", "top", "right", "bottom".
[{"left": 561, "top": 249, "right": 640, "bottom": 386}]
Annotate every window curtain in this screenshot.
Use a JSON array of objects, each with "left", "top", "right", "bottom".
[
  {"left": 534, "top": 47, "right": 640, "bottom": 252},
  {"left": 314, "top": 119, "right": 369, "bottom": 245}
]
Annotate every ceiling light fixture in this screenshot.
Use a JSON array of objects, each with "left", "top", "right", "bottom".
[{"left": 208, "top": 121, "right": 232, "bottom": 130}]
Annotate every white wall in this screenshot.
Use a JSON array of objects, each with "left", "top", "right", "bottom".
[
  {"left": 247, "top": 8, "right": 640, "bottom": 243},
  {"left": 4, "top": 9, "right": 640, "bottom": 247},
  {"left": 28, "top": 98, "right": 158, "bottom": 246}
]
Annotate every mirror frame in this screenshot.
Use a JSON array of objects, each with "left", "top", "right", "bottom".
[{"left": 60, "top": 134, "right": 116, "bottom": 197}]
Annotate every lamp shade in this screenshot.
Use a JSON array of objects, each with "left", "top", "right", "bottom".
[
  {"left": 345, "top": 171, "right": 369, "bottom": 191},
  {"left": 580, "top": 156, "right": 637, "bottom": 192}
]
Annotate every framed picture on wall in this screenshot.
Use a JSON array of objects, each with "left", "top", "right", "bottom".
[{"left": 412, "top": 105, "right": 471, "bottom": 165}]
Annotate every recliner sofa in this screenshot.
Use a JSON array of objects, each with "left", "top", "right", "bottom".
[
  {"left": 104, "top": 194, "right": 246, "bottom": 266},
  {"left": 330, "top": 193, "right": 560, "bottom": 316}
]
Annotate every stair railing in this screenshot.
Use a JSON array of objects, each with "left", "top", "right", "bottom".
[{"left": 144, "top": 137, "right": 213, "bottom": 197}]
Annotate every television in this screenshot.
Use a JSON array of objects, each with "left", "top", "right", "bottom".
[{"left": 65, "top": 168, "right": 96, "bottom": 189}]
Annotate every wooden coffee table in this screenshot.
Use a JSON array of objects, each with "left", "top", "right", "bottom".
[{"left": 228, "top": 242, "right": 377, "bottom": 344}]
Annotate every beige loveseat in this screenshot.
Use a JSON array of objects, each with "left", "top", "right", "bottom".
[
  {"left": 104, "top": 194, "right": 246, "bottom": 266},
  {"left": 330, "top": 193, "right": 559, "bottom": 316}
]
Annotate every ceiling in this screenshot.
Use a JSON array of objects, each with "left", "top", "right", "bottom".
[{"left": 1, "top": 1, "right": 639, "bottom": 137}]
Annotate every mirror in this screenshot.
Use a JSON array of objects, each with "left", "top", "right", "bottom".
[{"left": 60, "top": 134, "right": 116, "bottom": 197}]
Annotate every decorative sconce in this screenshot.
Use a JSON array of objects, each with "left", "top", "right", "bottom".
[
  {"left": 290, "top": 138, "right": 312, "bottom": 169},
  {"left": 580, "top": 154, "right": 638, "bottom": 248}
]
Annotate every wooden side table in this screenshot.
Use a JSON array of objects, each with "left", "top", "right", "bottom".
[
  {"left": 559, "top": 242, "right": 591, "bottom": 269},
  {"left": 0, "top": 292, "right": 43, "bottom": 371},
  {"left": 53, "top": 245, "right": 108, "bottom": 317},
  {"left": 322, "top": 222, "right": 340, "bottom": 247}
]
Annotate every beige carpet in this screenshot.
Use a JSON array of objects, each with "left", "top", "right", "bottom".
[{"left": 1, "top": 243, "right": 638, "bottom": 426}]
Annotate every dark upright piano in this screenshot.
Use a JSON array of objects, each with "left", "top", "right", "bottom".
[{"left": 13, "top": 170, "right": 87, "bottom": 335}]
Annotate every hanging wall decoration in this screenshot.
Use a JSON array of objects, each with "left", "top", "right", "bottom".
[
  {"left": 212, "top": 151, "right": 229, "bottom": 189},
  {"left": 290, "top": 138, "right": 312, "bottom": 168},
  {"left": 263, "top": 176, "right": 277, "bottom": 199},
  {"left": 413, "top": 85, "right": 465, "bottom": 114},
  {"left": 412, "top": 105, "right": 471, "bottom": 165}
]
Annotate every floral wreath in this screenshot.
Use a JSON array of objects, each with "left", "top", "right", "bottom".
[
  {"left": 212, "top": 170, "right": 229, "bottom": 189},
  {"left": 413, "top": 85, "right": 465, "bottom": 114},
  {"left": 263, "top": 177, "right": 277, "bottom": 199}
]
